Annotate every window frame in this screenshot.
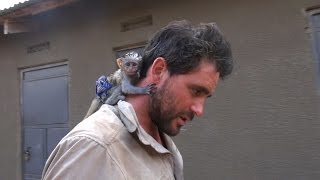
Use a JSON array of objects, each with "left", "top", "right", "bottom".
[{"left": 305, "top": 6, "right": 320, "bottom": 91}]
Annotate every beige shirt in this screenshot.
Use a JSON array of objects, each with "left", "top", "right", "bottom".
[{"left": 42, "top": 101, "right": 184, "bottom": 180}]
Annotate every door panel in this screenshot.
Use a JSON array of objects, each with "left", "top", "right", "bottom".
[
  {"left": 23, "top": 128, "right": 45, "bottom": 179},
  {"left": 23, "top": 76, "right": 68, "bottom": 125},
  {"left": 47, "top": 127, "right": 69, "bottom": 158}
]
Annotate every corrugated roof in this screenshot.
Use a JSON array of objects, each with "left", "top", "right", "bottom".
[
  {"left": 0, "top": 0, "right": 79, "bottom": 24},
  {"left": 0, "top": 0, "right": 28, "bottom": 10},
  {"left": 0, "top": 0, "right": 42, "bottom": 16}
]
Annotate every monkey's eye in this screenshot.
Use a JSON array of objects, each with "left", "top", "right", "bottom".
[
  {"left": 132, "top": 63, "right": 137, "bottom": 67},
  {"left": 125, "top": 62, "right": 131, "bottom": 67},
  {"left": 124, "top": 62, "right": 138, "bottom": 67}
]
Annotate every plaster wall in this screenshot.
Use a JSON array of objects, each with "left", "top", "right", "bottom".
[{"left": 0, "top": 0, "right": 319, "bottom": 179}]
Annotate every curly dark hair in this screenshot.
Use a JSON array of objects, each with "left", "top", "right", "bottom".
[{"left": 140, "top": 20, "right": 233, "bottom": 80}]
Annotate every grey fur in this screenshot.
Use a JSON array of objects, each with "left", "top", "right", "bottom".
[{"left": 84, "top": 52, "right": 155, "bottom": 119}]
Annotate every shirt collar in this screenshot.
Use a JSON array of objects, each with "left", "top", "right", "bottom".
[
  {"left": 115, "top": 100, "right": 184, "bottom": 180},
  {"left": 117, "top": 100, "right": 173, "bottom": 154}
]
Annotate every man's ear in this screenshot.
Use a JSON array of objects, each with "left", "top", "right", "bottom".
[{"left": 150, "top": 57, "right": 168, "bottom": 83}]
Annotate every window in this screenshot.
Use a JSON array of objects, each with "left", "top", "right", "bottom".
[
  {"left": 306, "top": 6, "right": 320, "bottom": 87},
  {"left": 115, "top": 46, "right": 145, "bottom": 58}
]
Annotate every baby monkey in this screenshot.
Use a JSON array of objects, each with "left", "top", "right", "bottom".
[{"left": 84, "top": 51, "right": 155, "bottom": 119}]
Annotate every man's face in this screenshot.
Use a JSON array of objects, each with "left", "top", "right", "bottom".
[{"left": 149, "top": 61, "right": 220, "bottom": 136}]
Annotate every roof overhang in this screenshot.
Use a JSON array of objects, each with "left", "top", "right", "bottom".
[{"left": 0, "top": 0, "right": 79, "bottom": 34}]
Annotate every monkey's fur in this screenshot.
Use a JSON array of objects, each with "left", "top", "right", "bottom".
[{"left": 84, "top": 52, "right": 155, "bottom": 119}]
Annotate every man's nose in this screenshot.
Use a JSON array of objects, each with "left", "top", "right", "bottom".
[{"left": 190, "top": 100, "right": 205, "bottom": 117}]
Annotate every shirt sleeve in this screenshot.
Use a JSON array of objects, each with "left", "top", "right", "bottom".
[{"left": 42, "top": 136, "right": 125, "bottom": 180}]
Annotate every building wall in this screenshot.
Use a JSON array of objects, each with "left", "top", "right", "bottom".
[
  {"left": 0, "top": 34, "right": 21, "bottom": 180},
  {"left": 0, "top": 0, "right": 319, "bottom": 179}
]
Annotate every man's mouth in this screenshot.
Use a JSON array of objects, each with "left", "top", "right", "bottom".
[
  {"left": 177, "top": 115, "right": 190, "bottom": 126},
  {"left": 180, "top": 116, "right": 188, "bottom": 122}
]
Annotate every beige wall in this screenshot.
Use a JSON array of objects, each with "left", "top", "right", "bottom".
[{"left": 0, "top": 0, "right": 319, "bottom": 179}]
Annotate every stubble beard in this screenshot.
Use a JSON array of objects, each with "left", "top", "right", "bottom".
[{"left": 148, "top": 79, "right": 180, "bottom": 136}]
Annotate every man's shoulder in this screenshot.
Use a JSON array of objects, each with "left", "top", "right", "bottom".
[{"left": 63, "top": 104, "right": 126, "bottom": 146}]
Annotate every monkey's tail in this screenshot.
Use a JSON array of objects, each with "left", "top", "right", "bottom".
[{"left": 83, "top": 97, "right": 103, "bottom": 119}]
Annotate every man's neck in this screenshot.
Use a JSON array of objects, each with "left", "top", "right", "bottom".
[{"left": 126, "top": 95, "right": 163, "bottom": 145}]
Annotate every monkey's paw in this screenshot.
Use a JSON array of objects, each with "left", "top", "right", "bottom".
[{"left": 146, "top": 84, "right": 157, "bottom": 94}]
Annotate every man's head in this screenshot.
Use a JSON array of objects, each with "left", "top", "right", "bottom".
[
  {"left": 141, "top": 20, "right": 234, "bottom": 136},
  {"left": 141, "top": 20, "right": 233, "bottom": 80}
]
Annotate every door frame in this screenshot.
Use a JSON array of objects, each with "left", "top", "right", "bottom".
[{"left": 19, "top": 61, "right": 69, "bottom": 179}]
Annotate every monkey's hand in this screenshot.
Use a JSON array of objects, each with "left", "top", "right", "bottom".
[{"left": 145, "top": 84, "right": 157, "bottom": 94}]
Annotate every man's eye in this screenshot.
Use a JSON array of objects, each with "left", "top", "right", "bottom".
[{"left": 192, "top": 89, "right": 201, "bottom": 96}]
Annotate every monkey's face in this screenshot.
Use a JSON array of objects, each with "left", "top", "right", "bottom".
[{"left": 123, "top": 61, "right": 140, "bottom": 77}]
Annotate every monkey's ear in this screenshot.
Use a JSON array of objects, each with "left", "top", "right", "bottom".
[{"left": 116, "top": 58, "right": 123, "bottom": 68}]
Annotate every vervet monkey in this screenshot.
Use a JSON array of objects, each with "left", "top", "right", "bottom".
[{"left": 84, "top": 51, "right": 156, "bottom": 119}]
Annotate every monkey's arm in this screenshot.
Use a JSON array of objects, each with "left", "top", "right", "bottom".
[
  {"left": 121, "top": 79, "right": 156, "bottom": 95},
  {"left": 104, "top": 81, "right": 155, "bottom": 105},
  {"left": 104, "top": 86, "right": 125, "bottom": 105}
]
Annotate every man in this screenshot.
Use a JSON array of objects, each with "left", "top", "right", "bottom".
[{"left": 42, "top": 20, "right": 233, "bottom": 180}]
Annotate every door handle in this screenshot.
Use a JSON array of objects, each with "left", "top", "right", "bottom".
[{"left": 24, "top": 147, "right": 32, "bottom": 161}]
